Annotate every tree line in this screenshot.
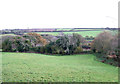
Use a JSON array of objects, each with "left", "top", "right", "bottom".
[
  {"left": 1, "top": 32, "right": 119, "bottom": 55},
  {"left": 1, "top": 31, "right": 119, "bottom": 66},
  {"left": 1, "top": 33, "right": 85, "bottom": 55}
]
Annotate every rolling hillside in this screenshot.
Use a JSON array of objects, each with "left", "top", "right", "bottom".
[{"left": 2, "top": 52, "right": 118, "bottom": 82}]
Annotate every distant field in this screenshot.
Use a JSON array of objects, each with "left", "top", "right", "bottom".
[
  {"left": 71, "top": 29, "right": 104, "bottom": 31},
  {"left": 36, "top": 30, "right": 108, "bottom": 37},
  {"left": 0, "top": 34, "right": 16, "bottom": 36},
  {"left": 2, "top": 52, "right": 118, "bottom": 82},
  {"left": 63, "top": 31, "right": 104, "bottom": 37},
  {"left": 56, "top": 28, "right": 104, "bottom": 31},
  {"left": 36, "top": 32, "right": 59, "bottom": 36},
  {"left": 1, "top": 29, "right": 114, "bottom": 37},
  {"left": 56, "top": 29, "right": 72, "bottom": 31}
]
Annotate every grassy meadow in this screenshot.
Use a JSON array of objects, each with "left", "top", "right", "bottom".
[
  {"left": 56, "top": 28, "right": 104, "bottom": 31},
  {"left": 1, "top": 28, "right": 118, "bottom": 82},
  {"left": 0, "top": 34, "right": 17, "bottom": 37},
  {"left": 1, "top": 29, "right": 115, "bottom": 37},
  {"left": 29, "top": 30, "right": 108, "bottom": 37},
  {"left": 2, "top": 52, "right": 118, "bottom": 82}
]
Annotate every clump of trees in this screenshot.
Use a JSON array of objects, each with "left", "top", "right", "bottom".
[
  {"left": 2, "top": 33, "right": 47, "bottom": 52},
  {"left": 91, "top": 31, "right": 119, "bottom": 66},
  {"left": 2, "top": 33, "right": 85, "bottom": 55},
  {"left": 2, "top": 31, "right": 119, "bottom": 62},
  {"left": 23, "top": 33, "right": 47, "bottom": 46},
  {"left": 2, "top": 36, "right": 31, "bottom": 52},
  {"left": 44, "top": 33, "right": 85, "bottom": 55},
  {"left": 85, "top": 36, "right": 94, "bottom": 40},
  {"left": 91, "top": 31, "right": 118, "bottom": 55}
]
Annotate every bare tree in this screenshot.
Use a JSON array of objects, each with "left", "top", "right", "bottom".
[{"left": 91, "top": 31, "right": 113, "bottom": 54}]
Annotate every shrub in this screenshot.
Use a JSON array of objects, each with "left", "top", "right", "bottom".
[
  {"left": 2, "top": 36, "right": 32, "bottom": 52},
  {"left": 74, "top": 46, "right": 83, "bottom": 54},
  {"left": 26, "top": 33, "right": 47, "bottom": 46},
  {"left": 2, "top": 39, "right": 12, "bottom": 52}
]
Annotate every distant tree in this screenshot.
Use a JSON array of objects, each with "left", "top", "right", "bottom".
[
  {"left": 90, "top": 36, "right": 94, "bottom": 40},
  {"left": 91, "top": 31, "right": 118, "bottom": 55},
  {"left": 42, "top": 34, "right": 58, "bottom": 43},
  {"left": 23, "top": 33, "right": 47, "bottom": 46},
  {"left": 2, "top": 38, "right": 12, "bottom": 52},
  {"left": 85, "top": 35, "right": 89, "bottom": 40},
  {"left": 56, "top": 35, "right": 70, "bottom": 54},
  {"left": 54, "top": 33, "right": 85, "bottom": 54},
  {"left": 74, "top": 46, "right": 83, "bottom": 54},
  {"left": 2, "top": 35, "right": 32, "bottom": 52}
]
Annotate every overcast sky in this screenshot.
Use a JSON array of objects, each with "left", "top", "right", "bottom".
[{"left": 0, "top": 0, "right": 119, "bottom": 29}]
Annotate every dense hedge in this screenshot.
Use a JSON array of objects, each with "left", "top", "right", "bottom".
[{"left": 2, "top": 33, "right": 85, "bottom": 55}]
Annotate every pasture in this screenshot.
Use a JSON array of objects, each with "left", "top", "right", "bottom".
[
  {"left": 56, "top": 28, "right": 103, "bottom": 31},
  {"left": 0, "top": 34, "right": 16, "bottom": 37},
  {"left": 1, "top": 29, "right": 113, "bottom": 37},
  {"left": 2, "top": 52, "right": 118, "bottom": 82},
  {"left": 34, "top": 30, "right": 107, "bottom": 37}
]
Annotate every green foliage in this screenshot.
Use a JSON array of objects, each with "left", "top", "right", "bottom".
[
  {"left": 74, "top": 46, "right": 83, "bottom": 54},
  {"left": 39, "top": 46, "right": 45, "bottom": 54},
  {"left": 2, "top": 33, "right": 48, "bottom": 53},
  {"left": 2, "top": 36, "right": 32, "bottom": 52},
  {"left": 2, "top": 39, "right": 12, "bottom": 52},
  {"left": 48, "top": 34, "right": 85, "bottom": 55},
  {"left": 94, "top": 53, "right": 119, "bottom": 67}
]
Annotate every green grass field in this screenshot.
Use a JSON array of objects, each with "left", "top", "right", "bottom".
[
  {"left": 56, "top": 28, "right": 103, "bottom": 31},
  {"left": 34, "top": 30, "right": 107, "bottom": 37},
  {"left": 63, "top": 31, "right": 104, "bottom": 37},
  {"left": 0, "top": 34, "right": 16, "bottom": 36},
  {"left": 2, "top": 52, "right": 118, "bottom": 82},
  {"left": 56, "top": 28, "right": 72, "bottom": 31},
  {"left": 1, "top": 29, "right": 113, "bottom": 37}
]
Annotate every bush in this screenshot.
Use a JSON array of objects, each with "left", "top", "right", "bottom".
[
  {"left": 2, "top": 39, "right": 12, "bottom": 52},
  {"left": 74, "top": 46, "right": 83, "bottom": 54},
  {"left": 2, "top": 36, "right": 32, "bottom": 52},
  {"left": 24, "top": 33, "right": 47, "bottom": 46}
]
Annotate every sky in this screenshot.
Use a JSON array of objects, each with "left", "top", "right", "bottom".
[{"left": 0, "top": 0, "right": 119, "bottom": 29}]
